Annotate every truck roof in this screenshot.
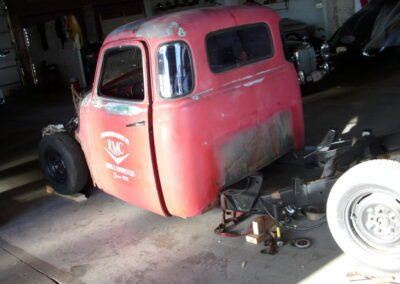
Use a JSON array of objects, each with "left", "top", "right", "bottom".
[{"left": 104, "top": 5, "right": 279, "bottom": 44}]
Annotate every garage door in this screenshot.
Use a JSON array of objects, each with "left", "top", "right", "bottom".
[{"left": 0, "top": 9, "right": 21, "bottom": 96}]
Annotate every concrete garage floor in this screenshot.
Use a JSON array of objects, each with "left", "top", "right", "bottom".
[{"left": 1, "top": 68, "right": 400, "bottom": 284}]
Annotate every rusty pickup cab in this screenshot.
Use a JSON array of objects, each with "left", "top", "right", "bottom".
[{"left": 39, "top": 5, "right": 304, "bottom": 218}]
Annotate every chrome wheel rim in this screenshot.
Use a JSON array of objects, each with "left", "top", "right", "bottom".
[{"left": 347, "top": 190, "right": 400, "bottom": 254}]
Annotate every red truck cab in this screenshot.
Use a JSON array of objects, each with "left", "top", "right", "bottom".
[{"left": 40, "top": 5, "right": 304, "bottom": 218}]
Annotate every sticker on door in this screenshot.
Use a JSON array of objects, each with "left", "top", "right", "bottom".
[{"left": 101, "top": 131, "right": 135, "bottom": 181}]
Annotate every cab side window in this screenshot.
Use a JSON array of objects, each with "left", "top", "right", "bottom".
[
  {"left": 99, "top": 46, "right": 144, "bottom": 101},
  {"left": 206, "top": 23, "right": 274, "bottom": 73}
]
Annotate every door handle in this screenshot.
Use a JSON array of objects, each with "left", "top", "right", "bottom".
[{"left": 126, "top": 120, "right": 146, "bottom": 127}]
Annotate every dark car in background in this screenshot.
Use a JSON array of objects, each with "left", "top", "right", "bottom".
[{"left": 330, "top": 0, "right": 400, "bottom": 59}]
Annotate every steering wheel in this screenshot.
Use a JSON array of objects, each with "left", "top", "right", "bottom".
[{"left": 131, "top": 81, "right": 144, "bottom": 100}]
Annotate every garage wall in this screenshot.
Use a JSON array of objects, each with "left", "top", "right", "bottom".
[
  {"left": 82, "top": 5, "right": 99, "bottom": 43},
  {"left": 278, "top": 0, "right": 325, "bottom": 38},
  {"left": 223, "top": 0, "right": 326, "bottom": 38},
  {"left": 101, "top": 14, "right": 145, "bottom": 36},
  {"left": 146, "top": 0, "right": 221, "bottom": 16},
  {"left": 27, "top": 21, "right": 86, "bottom": 89},
  {"left": 98, "top": 0, "right": 327, "bottom": 39},
  {"left": 87, "top": 0, "right": 357, "bottom": 43},
  {"left": 220, "top": 0, "right": 240, "bottom": 5},
  {"left": 323, "top": 0, "right": 355, "bottom": 37},
  {"left": 234, "top": 0, "right": 356, "bottom": 39}
]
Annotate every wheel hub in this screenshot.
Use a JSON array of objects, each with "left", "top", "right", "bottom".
[
  {"left": 46, "top": 150, "right": 67, "bottom": 183},
  {"left": 350, "top": 192, "right": 400, "bottom": 252},
  {"left": 51, "top": 158, "right": 65, "bottom": 174},
  {"left": 363, "top": 204, "right": 398, "bottom": 241}
]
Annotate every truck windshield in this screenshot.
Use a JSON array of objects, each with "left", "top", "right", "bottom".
[{"left": 158, "top": 41, "right": 194, "bottom": 99}]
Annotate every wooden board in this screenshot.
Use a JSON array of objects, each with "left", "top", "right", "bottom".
[
  {"left": 46, "top": 185, "right": 87, "bottom": 203},
  {"left": 252, "top": 216, "right": 276, "bottom": 235},
  {"left": 246, "top": 233, "right": 265, "bottom": 245}
]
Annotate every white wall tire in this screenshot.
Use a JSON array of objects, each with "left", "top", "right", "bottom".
[{"left": 327, "top": 159, "right": 400, "bottom": 272}]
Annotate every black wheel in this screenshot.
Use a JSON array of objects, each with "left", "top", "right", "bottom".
[
  {"left": 39, "top": 133, "right": 89, "bottom": 195},
  {"left": 327, "top": 159, "right": 400, "bottom": 272}
]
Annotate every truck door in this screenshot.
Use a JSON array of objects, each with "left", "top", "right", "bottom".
[{"left": 86, "top": 41, "right": 167, "bottom": 216}]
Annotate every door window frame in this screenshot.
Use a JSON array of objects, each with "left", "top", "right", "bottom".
[{"left": 95, "top": 41, "right": 149, "bottom": 104}]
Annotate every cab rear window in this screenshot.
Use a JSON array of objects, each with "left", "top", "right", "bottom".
[
  {"left": 206, "top": 23, "right": 274, "bottom": 73},
  {"left": 158, "top": 41, "right": 194, "bottom": 99}
]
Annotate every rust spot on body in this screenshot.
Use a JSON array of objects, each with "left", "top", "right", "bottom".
[{"left": 220, "top": 111, "right": 293, "bottom": 186}]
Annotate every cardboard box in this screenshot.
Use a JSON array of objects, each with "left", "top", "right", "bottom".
[
  {"left": 252, "top": 216, "right": 276, "bottom": 235},
  {"left": 246, "top": 233, "right": 265, "bottom": 245}
]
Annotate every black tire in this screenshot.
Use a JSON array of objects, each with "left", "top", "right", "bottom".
[
  {"left": 327, "top": 159, "right": 400, "bottom": 272},
  {"left": 39, "top": 133, "right": 89, "bottom": 195}
]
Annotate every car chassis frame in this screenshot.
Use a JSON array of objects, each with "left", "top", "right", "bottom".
[{"left": 216, "top": 128, "right": 400, "bottom": 232}]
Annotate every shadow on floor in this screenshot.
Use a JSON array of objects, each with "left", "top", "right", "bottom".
[{"left": 0, "top": 90, "right": 75, "bottom": 159}]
